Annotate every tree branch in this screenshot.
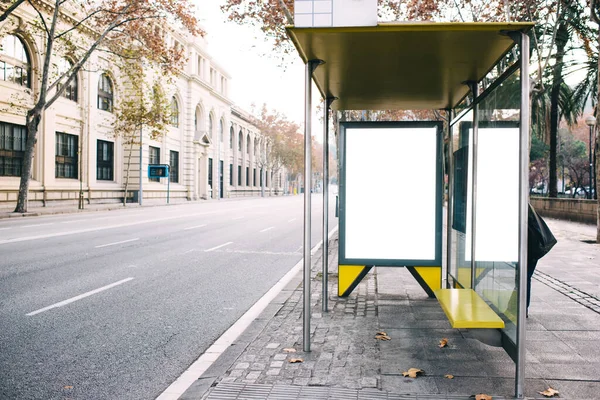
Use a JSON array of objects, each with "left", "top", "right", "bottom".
[
  {"left": 26, "top": 0, "right": 50, "bottom": 36},
  {"left": 0, "top": 0, "right": 25, "bottom": 22}
]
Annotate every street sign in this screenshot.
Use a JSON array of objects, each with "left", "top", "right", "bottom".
[{"left": 148, "top": 164, "right": 169, "bottom": 178}]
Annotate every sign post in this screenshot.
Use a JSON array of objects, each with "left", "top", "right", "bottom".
[{"left": 148, "top": 164, "right": 170, "bottom": 204}]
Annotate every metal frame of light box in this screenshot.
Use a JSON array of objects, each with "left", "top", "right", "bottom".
[{"left": 338, "top": 120, "right": 443, "bottom": 267}]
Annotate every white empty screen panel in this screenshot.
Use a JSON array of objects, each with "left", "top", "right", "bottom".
[
  {"left": 344, "top": 126, "right": 437, "bottom": 261},
  {"left": 466, "top": 127, "right": 519, "bottom": 262}
]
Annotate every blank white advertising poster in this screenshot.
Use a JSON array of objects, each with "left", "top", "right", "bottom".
[
  {"left": 343, "top": 126, "right": 439, "bottom": 263},
  {"left": 465, "top": 127, "right": 520, "bottom": 262}
]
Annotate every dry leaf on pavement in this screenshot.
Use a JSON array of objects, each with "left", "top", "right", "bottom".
[
  {"left": 283, "top": 348, "right": 296, "bottom": 353},
  {"left": 63, "top": 386, "right": 73, "bottom": 390},
  {"left": 401, "top": 368, "right": 423, "bottom": 378},
  {"left": 439, "top": 338, "right": 449, "bottom": 348},
  {"left": 375, "top": 331, "right": 391, "bottom": 341},
  {"left": 289, "top": 358, "right": 303, "bottom": 363},
  {"left": 445, "top": 374, "right": 454, "bottom": 379},
  {"left": 474, "top": 394, "right": 492, "bottom": 400},
  {"left": 539, "top": 387, "right": 559, "bottom": 397}
]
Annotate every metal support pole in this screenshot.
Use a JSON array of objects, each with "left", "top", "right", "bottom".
[
  {"left": 515, "top": 31, "right": 530, "bottom": 399},
  {"left": 303, "top": 59, "right": 323, "bottom": 352},
  {"left": 322, "top": 97, "right": 334, "bottom": 312},
  {"left": 139, "top": 126, "right": 143, "bottom": 206},
  {"left": 167, "top": 166, "right": 170, "bottom": 204},
  {"left": 445, "top": 109, "right": 454, "bottom": 289},
  {"left": 468, "top": 81, "right": 479, "bottom": 289},
  {"left": 587, "top": 125, "right": 594, "bottom": 200}
]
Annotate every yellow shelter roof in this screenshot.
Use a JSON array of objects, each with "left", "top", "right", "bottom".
[{"left": 286, "top": 22, "right": 534, "bottom": 110}]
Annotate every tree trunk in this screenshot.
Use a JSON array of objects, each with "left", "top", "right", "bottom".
[
  {"left": 548, "top": 23, "right": 568, "bottom": 198},
  {"left": 14, "top": 109, "right": 42, "bottom": 213}
]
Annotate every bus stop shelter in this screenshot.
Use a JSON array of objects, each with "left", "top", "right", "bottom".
[{"left": 286, "top": 22, "right": 535, "bottom": 398}]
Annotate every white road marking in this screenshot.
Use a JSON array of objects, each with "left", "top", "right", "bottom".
[
  {"left": 26, "top": 278, "right": 134, "bottom": 316},
  {"left": 0, "top": 211, "right": 221, "bottom": 246},
  {"left": 259, "top": 226, "right": 274, "bottom": 233},
  {"left": 204, "top": 242, "right": 233, "bottom": 252},
  {"left": 232, "top": 216, "right": 244, "bottom": 220},
  {"left": 95, "top": 238, "right": 139, "bottom": 248},
  {"left": 216, "top": 249, "right": 300, "bottom": 256},
  {"left": 296, "top": 245, "right": 303, "bottom": 253},
  {"left": 0, "top": 227, "right": 10, "bottom": 231},
  {"left": 288, "top": 218, "right": 296, "bottom": 223},
  {"left": 22, "top": 223, "right": 54, "bottom": 228},
  {"left": 183, "top": 249, "right": 195, "bottom": 254},
  {"left": 155, "top": 226, "right": 339, "bottom": 400},
  {"left": 183, "top": 224, "right": 207, "bottom": 231}
]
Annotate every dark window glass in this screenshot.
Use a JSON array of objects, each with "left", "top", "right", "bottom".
[
  {"left": 245, "top": 166, "right": 249, "bottom": 186},
  {"left": 0, "top": 34, "right": 30, "bottom": 88},
  {"left": 57, "top": 58, "right": 77, "bottom": 102},
  {"left": 208, "top": 158, "right": 213, "bottom": 189},
  {"left": 55, "top": 132, "right": 78, "bottom": 179},
  {"left": 169, "top": 150, "right": 179, "bottom": 183},
  {"left": 237, "top": 165, "right": 242, "bottom": 186},
  {"left": 0, "top": 122, "right": 27, "bottom": 176},
  {"left": 247, "top": 135, "right": 251, "bottom": 155},
  {"left": 229, "top": 163, "right": 233, "bottom": 185},
  {"left": 97, "top": 73, "right": 113, "bottom": 112},
  {"left": 253, "top": 168, "right": 256, "bottom": 186},
  {"left": 96, "top": 140, "right": 113, "bottom": 180},
  {"left": 260, "top": 168, "right": 263, "bottom": 187},
  {"left": 149, "top": 146, "right": 160, "bottom": 182},
  {"left": 170, "top": 98, "right": 179, "bottom": 127}
]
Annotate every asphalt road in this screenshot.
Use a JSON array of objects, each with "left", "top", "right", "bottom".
[{"left": 0, "top": 195, "right": 337, "bottom": 400}]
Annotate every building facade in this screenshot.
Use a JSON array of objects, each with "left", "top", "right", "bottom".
[{"left": 0, "top": 6, "right": 283, "bottom": 210}]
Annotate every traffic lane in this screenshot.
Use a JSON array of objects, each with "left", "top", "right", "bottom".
[
  {"left": 0, "top": 198, "right": 328, "bottom": 318},
  {"left": 0, "top": 240, "right": 308, "bottom": 399},
  {"left": 0, "top": 196, "right": 289, "bottom": 242}
]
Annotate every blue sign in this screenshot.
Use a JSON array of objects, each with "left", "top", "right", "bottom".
[{"left": 148, "top": 164, "right": 169, "bottom": 178}]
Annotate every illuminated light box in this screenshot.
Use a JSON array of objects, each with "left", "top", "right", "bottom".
[
  {"left": 460, "top": 122, "right": 520, "bottom": 262},
  {"left": 339, "top": 122, "right": 443, "bottom": 266}
]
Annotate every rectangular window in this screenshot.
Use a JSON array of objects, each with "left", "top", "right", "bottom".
[
  {"left": 0, "top": 122, "right": 27, "bottom": 177},
  {"left": 237, "top": 165, "right": 242, "bottom": 186},
  {"left": 169, "top": 150, "right": 179, "bottom": 183},
  {"left": 96, "top": 140, "right": 114, "bottom": 181},
  {"left": 208, "top": 158, "right": 213, "bottom": 189},
  {"left": 55, "top": 132, "right": 78, "bottom": 179},
  {"left": 246, "top": 166, "right": 249, "bottom": 186},
  {"left": 149, "top": 146, "right": 160, "bottom": 182},
  {"left": 229, "top": 163, "right": 233, "bottom": 185},
  {"left": 260, "top": 168, "right": 263, "bottom": 187}
]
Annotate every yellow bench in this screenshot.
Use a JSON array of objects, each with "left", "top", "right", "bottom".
[{"left": 434, "top": 289, "right": 505, "bottom": 329}]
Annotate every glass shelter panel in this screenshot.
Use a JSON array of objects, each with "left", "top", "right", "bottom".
[{"left": 474, "top": 68, "right": 521, "bottom": 343}]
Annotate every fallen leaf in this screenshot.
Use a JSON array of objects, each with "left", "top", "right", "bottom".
[
  {"left": 282, "top": 348, "right": 296, "bottom": 353},
  {"left": 439, "top": 338, "right": 449, "bottom": 348},
  {"left": 401, "top": 368, "right": 423, "bottom": 378},
  {"left": 289, "top": 358, "right": 303, "bottom": 363},
  {"left": 445, "top": 374, "right": 454, "bottom": 379},
  {"left": 539, "top": 387, "right": 559, "bottom": 397},
  {"left": 375, "top": 332, "right": 391, "bottom": 341},
  {"left": 474, "top": 395, "right": 492, "bottom": 400},
  {"left": 64, "top": 386, "right": 73, "bottom": 390}
]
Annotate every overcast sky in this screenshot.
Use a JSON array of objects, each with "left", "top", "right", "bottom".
[{"left": 192, "top": 0, "right": 323, "bottom": 138}]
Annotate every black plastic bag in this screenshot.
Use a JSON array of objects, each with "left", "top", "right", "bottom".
[{"left": 528, "top": 204, "right": 557, "bottom": 261}]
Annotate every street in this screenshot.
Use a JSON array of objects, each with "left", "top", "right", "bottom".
[{"left": 0, "top": 195, "right": 337, "bottom": 400}]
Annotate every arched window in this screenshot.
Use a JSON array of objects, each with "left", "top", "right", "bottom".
[
  {"left": 238, "top": 131, "right": 243, "bottom": 152},
  {"left": 247, "top": 134, "right": 251, "bottom": 155},
  {"left": 219, "top": 119, "right": 224, "bottom": 142},
  {"left": 57, "top": 57, "right": 77, "bottom": 102},
  {"left": 229, "top": 126, "right": 234, "bottom": 149},
  {"left": 0, "top": 34, "right": 31, "bottom": 87},
  {"left": 170, "top": 97, "right": 179, "bottom": 127},
  {"left": 209, "top": 114, "right": 213, "bottom": 137},
  {"left": 97, "top": 73, "right": 113, "bottom": 112}
]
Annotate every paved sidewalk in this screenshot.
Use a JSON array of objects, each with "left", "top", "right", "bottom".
[{"left": 182, "top": 218, "right": 600, "bottom": 400}]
